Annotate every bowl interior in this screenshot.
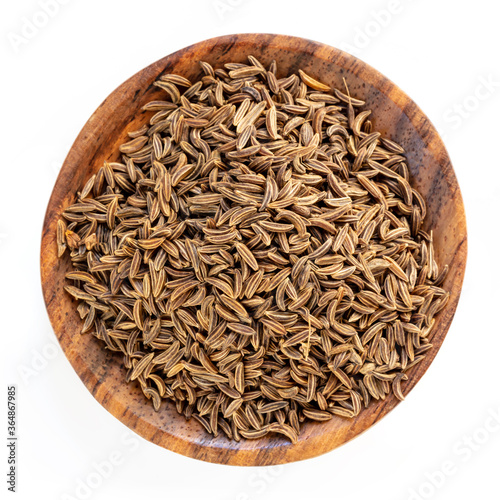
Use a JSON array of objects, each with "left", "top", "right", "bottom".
[{"left": 41, "top": 34, "right": 467, "bottom": 466}]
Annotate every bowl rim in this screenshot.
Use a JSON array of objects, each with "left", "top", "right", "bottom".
[{"left": 40, "top": 33, "right": 467, "bottom": 466}]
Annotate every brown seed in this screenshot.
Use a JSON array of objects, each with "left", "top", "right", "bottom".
[
  {"left": 235, "top": 242, "right": 259, "bottom": 271},
  {"left": 298, "top": 69, "right": 331, "bottom": 91}
]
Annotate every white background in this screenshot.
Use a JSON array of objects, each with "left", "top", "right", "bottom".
[{"left": 2, "top": 1, "right": 500, "bottom": 499}]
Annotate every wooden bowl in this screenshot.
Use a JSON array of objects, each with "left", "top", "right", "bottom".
[{"left": 40, "top": 34, "right": 467, "bottom": 466}]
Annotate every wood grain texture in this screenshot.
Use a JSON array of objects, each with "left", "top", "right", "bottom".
[{"left": 40, "top": 34, "right": 467, "bottom": 466}]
